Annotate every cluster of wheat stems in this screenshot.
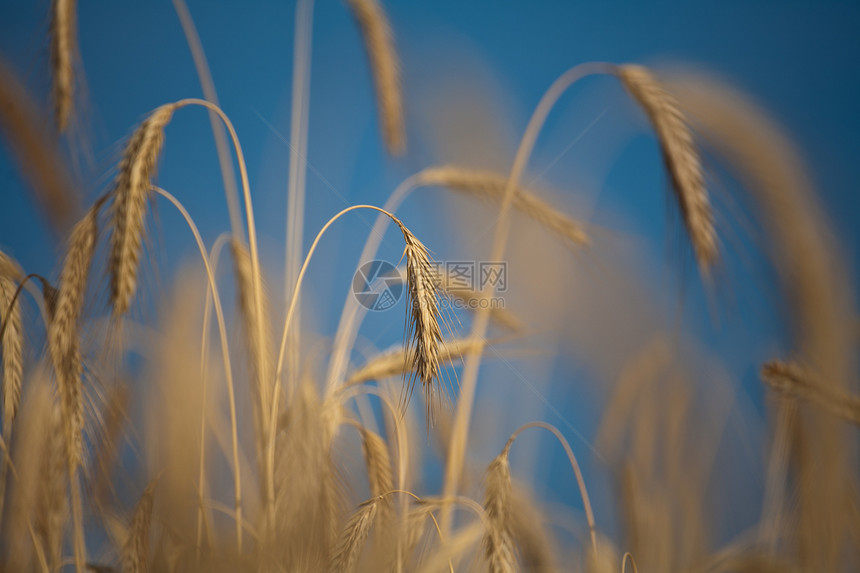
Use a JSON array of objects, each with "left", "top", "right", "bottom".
[{"left": 0, "top": 0, "right": 858, "bottom": 572}]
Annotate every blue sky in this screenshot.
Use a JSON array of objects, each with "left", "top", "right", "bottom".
[{"left": 1, "top": 0, "right": 859, "bottom": 545}]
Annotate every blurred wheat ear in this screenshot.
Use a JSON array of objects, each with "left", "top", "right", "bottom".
[
  {"left": 347, "top": 0, "right": 405, "bottom": 155},
  {"left": 50, "top": 0, "right": 77, "bottom": 133},
  {"left": 618, "top": 64, "right": 717, "bottom": 276}
]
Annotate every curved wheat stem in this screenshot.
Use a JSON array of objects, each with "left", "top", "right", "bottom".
[
  {"left": 441, "top": 61, "right": 613, "bottom": 536},
  {"left": 502, "top": 421, "right": 597, "bottom": 553},
  {"left": 268, "top": 204, "right": 442, "bottom": 530},
  {"left": 153, "top": 186, "right": 243, "bottom": 553},
  {"left": 195, "top": 231, "right": 231, "bottom": 565}
]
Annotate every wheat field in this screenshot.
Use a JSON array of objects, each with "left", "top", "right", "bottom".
[{"left": 0, "top": 1, "right": 858, "bottom": 572}]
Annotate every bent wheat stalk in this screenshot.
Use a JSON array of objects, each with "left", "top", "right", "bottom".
[
  {"left": 269, "top": 204, "right": 444, "bottom": 531},
  {"left": 153, "top": 186, "right": 243, "bottom": 553},
  {"left": 325, "top": 165, "right": 584, "bottom": 398},
  {"left": 442, "top": 61, "right": 613, "bottom": 536}
]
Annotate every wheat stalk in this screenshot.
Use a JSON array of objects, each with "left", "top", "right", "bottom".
[
  {"left": 109, "top": 104, "right": 176, "bottom": 315},
  {"left": 122, "top": 480, "right": 157, "bottom": 573},
  {"left": 618, "top": 65, "right": 716, "bottom": 275},
  {"left": 483, "top": 453, "right": 517, "bottom": 573},
  {"left": 49, "top": 0, "right": 76, "bottom": 132},
  {"left": 48, "top": 204, "right": 100, "bottom": 468},
  {"left": 346, "top": 0, "right": 405, "bottom": 154},
  {"left": 418, "top": 166, "right": 590, "bottom": 249}
]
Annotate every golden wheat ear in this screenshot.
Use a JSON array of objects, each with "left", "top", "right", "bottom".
[
  {"left": 347, "top": 0, "right": 405, "bottom": 155},
  {"left": 49, "top": 203, "right": 101, "bottom": 468},
  {"left": 483, "top": 453, "right": 517, "bottom": 573},
  {"left": 50, "top": 0, "right": 77, "bottom": 133},
  {"left": 0, "top": 252, "right": 24, "bottom": 438},
  {"left": 122, "top": 479, "right": 157, "bottom": 573},
  {"left": 762, "top": 360, "right": 860, "bottom": 425},
  {"left": 395, "top": 226, "right": 444, "bottom": 422},
  {"left": 417, "top": 166, "right": 590, "bottom": 249},
  {"left": 331, "top": 497, "right": 381, "bottom": 572},
  {"left": 617, "top": 64, "right": 717, "bottom": 276},
  {"left": 109, "top": 104, "right": 177, "bottom": 316}
]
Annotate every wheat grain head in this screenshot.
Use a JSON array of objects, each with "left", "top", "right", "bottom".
[
  {"left": 49, "top": 205, "right": 100, "bottom": 468},
  {"left": 483, "top": 453, "right": 517, "bottom": 573},
  {"left": 50, "top": 0, "right": 77, "bottom": 132},
  {"left": 618, "top": 65, "right": 716, "bottom": 275},
  {"left": 109, "top": 104, "right": 176, "bottom": 315},
  {"left": 347, "top": 0, "right": 405, "bottom": 154},
  {"left": 0, "top": 252, "right": 23, "bottom": 438}
]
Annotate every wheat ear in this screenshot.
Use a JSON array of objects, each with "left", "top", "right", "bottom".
[
  {"left": 0, "top": 56, "right": 81, "bottom": 231},
  {"left": 346, "top": 0, "right": 405, "bottom": 154},
  {"left": 49, "top": 0, "right": 76, "bottom": 132},
  {"left": 398, "top": 227, "right": 444, "bottom": 420},
  {"left": 230, "top": 237, "right": 274, "bottom": 459},
  {"left": 483, "top": 453, "right": 517, "bottom": 573},
  {"left": 0, "top": 253, "right": 23, "bottom": 438},
  {"left": 762, "top": 360, "right": 860, "bottom": 425},
  {"left": 122, "top": 480, "right": 157, "bottom": 573},
  {"left": 418, "top": 166, "right": 590, "bottom": 248},
  {"left": 348, "top": 337, "right": 487, "bottom": 387},
  {"left": 618, "top": 65, "right": 716, "bottom": 275},
  {"left": 35, "top": 402, "right": 68, "bottom": 571},
  {"left": 331, "top": 498, "right": 380, "bottom": 573},
  {"left": 109, "top": 104, "right": 176, "bottom": 315},
  {"left": 49, "top": 203, "right": 100, "bottom": 467}
]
